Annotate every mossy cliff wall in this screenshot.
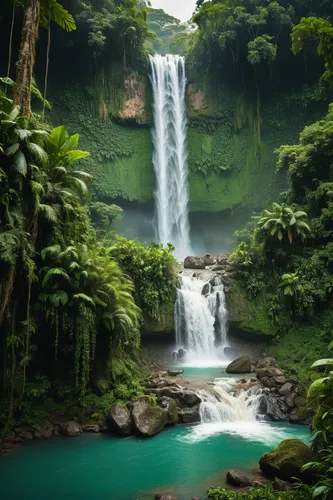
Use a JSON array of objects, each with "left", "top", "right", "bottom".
[{"left": 49, "top": 66, "right": 322, "bottom": 212}]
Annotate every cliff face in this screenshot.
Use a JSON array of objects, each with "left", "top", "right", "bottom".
[{"left": 48, "top": 65, "right": 323, "bottom": 213}]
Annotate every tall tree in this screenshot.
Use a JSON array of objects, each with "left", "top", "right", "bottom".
[{"left": 13, "top": 0, "right": 40, "bottom": 116}]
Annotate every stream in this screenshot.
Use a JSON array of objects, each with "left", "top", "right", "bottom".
[{"left": 0, "top": 366, "right": 309, "bottom": 500}]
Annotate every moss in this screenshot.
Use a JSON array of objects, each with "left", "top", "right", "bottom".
[
  {"left": 142, "top": 301, "right": 175, "bottom": 334},
  {"left": 227, "top": 282, "right": 278, "bottom": 337},
  {"left": 259, "top": 439, "right": 315, "bottom": 482}
]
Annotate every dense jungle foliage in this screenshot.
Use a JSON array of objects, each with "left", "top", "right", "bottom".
[{"left": 0, "top": 0, "right": 178, "bottom": 435}]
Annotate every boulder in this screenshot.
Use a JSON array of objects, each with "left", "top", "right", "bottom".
[
  {"left": 256, "top": 367, "right": 284, "bottom": 378},
  {"left": 259, "top": 439, "right": 315, "bottom": 482},
  {"left": 132, "top": 399, "right": 167, "bottom": 437},
  {"left": 274, "top": 376, "right": 287, "bottom": 385},
  {"left": 177, "top": 407, "right": 200, "bottom": 423},
  {"left": 226, "top": 470, "right": 251, "bottom": 487},
  {"left": 257, "top": 357, "right": 276, "bottom": 368},
  {"left": 182, "top": 391, "right": 201, "bottom": 406},
  {"left": 272, "top": 478, "right": 293, "bottom": 491},
  {"left": 284, "top": 392, "right": 296, "bottom": 409},
  {"left": 160, "top": 397, "right": 178, "bottom": 425},
  {"left": 260, "top": 377, "right": 276, "bottom": 388},
  {"left": 34, "top": 431, "right": 43, "bottom": 440},
  {"left": 60, "top": 421, "right": 82, "bottom": 437},
  {"left": 184, "top": 256, "right": 205, "bottom": 269},
  {"left": 266, "top": 397, "right": 287, "bottom": 421},
  {"left": 279, "top": 383, "right": 294, "bottom": 396},
  {"left": 226, "top": 356, "right": 252, "bottom": 374},
  {"left": 158, "top": 387, "right": 183, "bottom": 400},
  {"left": 167, "top": 369, "right": 184, "bottom": 377},
  {"left": 203, "top": 253, "right": 215, "bottom": 266},
  {"left": 40, "top": 423, "right": 53, "bottom": 439},
  {"left": 108, "top": 404, "right": 132, "bottom": 436},
  {"left": 83, "top": 424, "right": 100, "bottom": 433},
  {"left": 20, "top": 431, "right": 33, "bottom": 441}
]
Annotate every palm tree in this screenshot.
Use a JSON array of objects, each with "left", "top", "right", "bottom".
[{"left": 257, "top": 203, "right": 311, "bottom": 244}]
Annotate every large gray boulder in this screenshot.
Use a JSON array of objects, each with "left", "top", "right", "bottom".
[
  {"left": 107, "top": 404, "right": 132, "bottom": 436},
  {"left": 182, "top": 391, "right": 201, "bottom": 406},
  {"left": 259, "top": 439, "right": 315, "bottom": 482},
  {"left": 132, "top": 399, "right": 167, "bottom": 437},
  {"left": 226, "top": 470, "right": 251, "bottom": 487},
  {"left": 160, "top": 397, "right": 178, "bottom": 425},
  {"left": 184, "top": 256, "right": 206, "bottom": 269},
  {"left": 60, "top": 421, "right": 82, "bottom": 437},
  {"left": 256, "top": 367, "right": 284, "bottom": 378},
  {"left": 177, "top": 406, "right": 200, "bottom": 423},
  {"left": 257, "top": 357, "right": 276, "bottom": 368},
  {"left": 226, "top": 356, "right": 252, "bottom": 374}
]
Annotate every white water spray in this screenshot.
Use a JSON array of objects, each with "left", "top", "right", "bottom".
[
  {"left": 175, "top": 275, "right": 229, "bottom": 365},
  {"left": 149, "top": 54, "right": 191, "bottom": 261}
]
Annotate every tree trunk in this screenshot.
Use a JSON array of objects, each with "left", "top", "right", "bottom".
[
  {"left": 13, "top": 0, "right": 40, "bottom": 117},
  {"left": 6, "top": 1, "right": 16, "bottom": 93},
  {"left": 20, "top": 279, "right": 32, "bottom": 400},
  {"left": 42, "top": 20, "right": 51, "bottom": 122},
  {"left": 253, "top": 68, "right": 261, "bottom": 149},
  {"left": 0, "top": 268, "right": 15, "bottom": 329}
]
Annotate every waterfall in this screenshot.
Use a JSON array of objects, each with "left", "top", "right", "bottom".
[
  {"left": 175, "top": 275, "right": 229, "bottom": 365},
  {"left": 149, "top": 54, "right": 191, "bottom": 261}
]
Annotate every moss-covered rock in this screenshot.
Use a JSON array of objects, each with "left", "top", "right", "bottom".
[
  {"left": 132, "top": 398, "right": 167, "bottom": 437},
  {"left": 259, "top": 439, "right": 315, "bottom": 482},
  {"left": 226, "top": 356, "right": 252, "bottom": 373},
  {"left": 142, "top": 301, "right": 175, "bottom": 335}
]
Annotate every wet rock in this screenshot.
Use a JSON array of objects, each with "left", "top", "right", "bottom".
[
  {"left": 226, "top": 470, "right": 251, "bottom": 487},
  {"left": 204, "top": 253, "right": 216, "bottom": 266},
  {"left": 259, "top": 439, "right": 315, "bottom": 482},
  {"left": 20, "top": 431, "right": 33, "bottom": 441},
  {"left": 182, "top": 391, "right": 201, "bottom": 406},
  {"left": 108, "top": 404, "right": 132, "bottom": 436},
  {"left": 260, "top": 377, "right": 276, "bottom": 388},
  {"left": 33, "top": 431, "right": 43, "bottom": 440},
  {"left": 177, "top": 349, "right": 186, "bottom": 359},
  {"left": 274, "top": 376, "right": 287, "bottom": 385},
  {"left": 40, "top": 423, "right": 53, "bottom": 439},
  {"left": 184, "top": 256, "right": 205, "bottom": 269},
  {"left": 177, "top": 406, "right": 200, "bottom": 423},
  {"left": 273, "top": 478, "right": 293, "bottom": 491},
  {"left": 158, "top": 387, "right": 183, "bottom": 400},
  {"left": 212, "top": 265, "right": 224, "bottom": 271},
  {"left": 256, "top": 367, "right": 284, "bottom": 378},
  {"left": 226, "top": 356, "right": 252, "bottom": 374},
  {"left": 201, "top": 283, "right": 210, "bottom": 296},
  {"left": 257, "top": 357, "right": 276, "bottom": 368},
  {"left": 279, "top": 383, "right": 295, "bottom": 396},
  {"left": 266, "top": 397, "right": 287, "bottom": 421},
  {"left": 132, "top": 398, "right": 167, "bottom": 437},
  {"left": 160, "top": 397, "right": 178, "bottom": 425},
  {"left": 284, "top": 392, "right": 296, "bottom": 409},
  {"left": 252, "top": 481, "right": 266, "bottom": 488},
  {"left": 60, "top": 421, "right": 82, "bottom": 437},
  {"left": 167, "top": 369, "right": 184, "bottom": 377},
  {"left": 83, "top": 424, "right": 100, "bottom": 433}
]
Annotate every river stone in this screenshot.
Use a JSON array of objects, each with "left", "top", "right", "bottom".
[
  {"left": 284, "top": 392, "right": 296, "bottom": 409},
  {"left": 257, "top": 357, "right": 276, "bottom": 368},
  {"left": 167, "top": 369, "right": 184, "bottom": 377},
  {"left": 259, "top": 439, "right": 315, "bottom": 482},
  {"left": 260, "top": 377, "right": 276, "bottom": 388},
  {"left": 40, "top": 423, "right": 53, "bottom": 439},
  {"left": 274, "top": 376, "right": 287, "bottom": 385},
  {"left": 108, "top": 404, "right": 132, "bottom": 435},
  {"left": 203, "top": 253, "right": 215, "bottom": 266},
  {"left": 226, "top": 356, "right": 252, "bottom": 374},
  {"left": 132, "top": 399, "right": 167, "bottom": 437},
  {"left": 256, "top": 367, "right": 284, "bottom": 378},
  {"left": 226, "top": 470, "right": 251, "bottom": 487},
  {"left": 20, "top": 431, "right": 33, "bottom": 441},
  {"left": 184, "top": 256, "right": 205, "bottom": 269},
  {"left": 178, "top": 406, "right": 200, "bottom": 423},
  {"left": 272, "top": 478, "right": 293, "bottom": 491},
  {"left": 182, "top": 391, "right": 201, "bottom": 406},
  {"left": 279, "top": 382, "right": 294, "bottom": 396},
  {"left": 158, "top": 387, "right": 183, "bottom": 400},
  {"left": 160, "top": 397, "right": 178, "bottom": 425},
  {"left": 83, "top": 424, "right": 100, "bottom": 433},
  {"left": 60, "top": 421, "right": 82, "bottom": 437}
]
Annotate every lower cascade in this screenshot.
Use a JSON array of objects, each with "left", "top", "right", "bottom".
[{"left": 174, "top": 274, "right": 229, "bottom": 365}]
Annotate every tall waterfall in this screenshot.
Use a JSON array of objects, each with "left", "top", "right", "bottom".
[
  {"left": 175, "top": 275, "right": 229, "bottom": 365},
  {"left": 149, "top": 54, "right": 191, "bottom": 261}
]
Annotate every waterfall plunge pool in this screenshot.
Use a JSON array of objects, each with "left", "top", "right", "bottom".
[{"left": 0, "top": 422, "right": 309, "bottom": 500}]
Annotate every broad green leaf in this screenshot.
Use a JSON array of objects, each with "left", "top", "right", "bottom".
[
  {"left": 311, "top": 359, "right": 333, "bottom": 368},
  {"left": 12, "top": 150, "right": 27, "bottom": 176}
]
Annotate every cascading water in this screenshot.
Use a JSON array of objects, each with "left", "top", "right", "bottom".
[
  {"left": 149, "top": 54, "right": 191, "bottom": 261},
  {"left": 175, "top": 275, "right": 229, "bottom": 365}
]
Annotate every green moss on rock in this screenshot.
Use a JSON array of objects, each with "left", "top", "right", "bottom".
[{"left": 259, "top": 439, "right": 315, "bottom": 482}]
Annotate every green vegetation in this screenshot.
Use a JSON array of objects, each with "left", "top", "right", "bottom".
[
  {"left": 207, "top": 487, "right": 310, "bottom": 500},
  {"left": 0, "top": 0, "right": 177, "bottom": 435}
]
